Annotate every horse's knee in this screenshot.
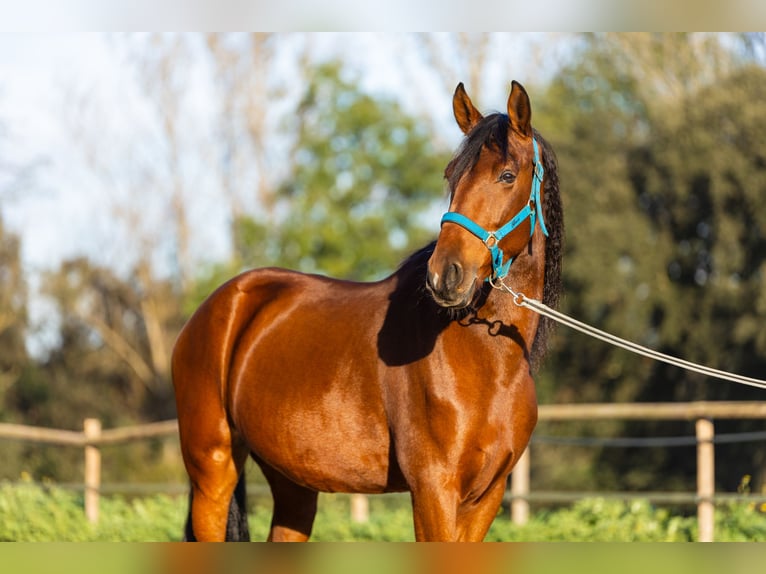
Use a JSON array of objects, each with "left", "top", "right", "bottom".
[{"left": 186, "top": 448, "right": 247, "bottom": 542}]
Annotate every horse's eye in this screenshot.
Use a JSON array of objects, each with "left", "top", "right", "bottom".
[{"left": 499, "top": 171, "right": 516, "bottom": 184}]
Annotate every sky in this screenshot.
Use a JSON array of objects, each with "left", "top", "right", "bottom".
[
  {"left": 1, "top": 28, "right": 764, "bottom": 357},
  {"left": 0, "top": 33, "right": 547, "bottom": 278},
  {"left": 1, "top": 35, "right": 124, "bottom": 268},
  {"left": 1, "top": 35, "right": 383, "bottom": 275},
  {"left": 0, "top": 32, "right": 558, "bottom": 356},
  {"left": 0, "top": 36, "right": 339, "bottom": 272},
  {"left": 2, "top": 26, "right": 765, "bottom": 277},
  {"left": 0, "top": 33, "right": 446, "bottom": 356}
]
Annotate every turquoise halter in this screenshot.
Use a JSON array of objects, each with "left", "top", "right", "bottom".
[{"left": 440, "top": 138, "right": 549, "bottom": 281}]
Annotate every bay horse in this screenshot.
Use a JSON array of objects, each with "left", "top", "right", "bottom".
[{"left": 172, "top": 80, "right": 563, "bottom": 542}]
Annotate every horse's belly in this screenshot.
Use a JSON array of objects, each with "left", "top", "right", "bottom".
[
  {"left": 239, "top": 400, "right": 393, "bottom": 493},
  {"left": 230, "top": 358, "right": 394, "bottom": 493},
  {"left": 224, "top": 276, "right": 400, "bottom": 493}
]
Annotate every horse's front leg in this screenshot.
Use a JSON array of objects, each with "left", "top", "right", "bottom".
[
  {"left": 410, "top": 476, "right": 460, "bottom": 541},
  {"left": 410, "top": 473, "right": 508, "bottom": 542},
  {"left": 454, "top": 479, "right": 508, "bottom": 541}
]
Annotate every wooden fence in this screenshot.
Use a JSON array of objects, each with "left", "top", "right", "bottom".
[
  {"left": 2, "top": 401, "right": 766, "bottom": 541},
  {"left": 0, "top": 418, "right": 178, "bottom": 524},
  {"left": 510, "top": 401, "right": 766, "bottom": 542}
]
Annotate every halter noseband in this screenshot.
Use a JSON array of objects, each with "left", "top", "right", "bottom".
[{"left": 440, "top": 138, "right": 549, "bottom": 281}]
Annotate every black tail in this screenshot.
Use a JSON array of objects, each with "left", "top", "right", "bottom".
[
  {"left": 183, "top": 487, "right": 195, "bottom": 541},
  {"left": 225, "top": 474, "right": 250, "bottom": 541},
  {"left": 183, "top": 474, "right": 250, "bottom": 541}
]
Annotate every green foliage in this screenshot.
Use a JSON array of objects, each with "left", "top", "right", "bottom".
[
  {"left": 2, "top": 256, "right": 184, "bottom": 482},
  {"left": 0, "top": 480, "right": 92, "bottom": 542},
  {"left": 234, "top": 61, "right": 450, "bottom": 280},
  {"left": 535, "top": 37, "right": 766, "bottom": 408},
  {"left": 488, "top": 499, "right": 698, "bottom": 542},
  {"left": 4, "top": 482, "right": 766, "bottom": 542},
  {"left": 0, "top": 479, "right": 186, "bottom": 542},
  {"left": 534, "top": 38, "right": 666, "bottom": 408},
  {"left": 533, "top": 37, "right": 766, "bottom": 495},
  {"left": 308, "top": 494, "right": 416, "bottom": 542},
  {"left": 634, "top": 66, "right": 766, "bottom": 377},
  {"left": 715, "top": 501, "right": 766, "bottom": 541},
  {"left": 0, "top": 216, "right": 29, "bottom": 418}
]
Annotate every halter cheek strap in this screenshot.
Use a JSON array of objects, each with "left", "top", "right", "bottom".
[{"left": 440, "top": 138, "right": 548, "bottom": 281}]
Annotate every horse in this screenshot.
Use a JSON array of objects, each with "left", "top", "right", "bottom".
[{"left": 171, "top": 80, "right": 563, "bottom": 542}]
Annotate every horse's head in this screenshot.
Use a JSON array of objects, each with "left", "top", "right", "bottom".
[{"left": 426, "top": 81, "right": 548, "bottom": 309}]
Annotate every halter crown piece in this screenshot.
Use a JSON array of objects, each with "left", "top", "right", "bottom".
[{"left": 440, "top": 138, "right": 549, "bottom": 281}]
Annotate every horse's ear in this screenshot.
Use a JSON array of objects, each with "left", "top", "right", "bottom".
[
  {"left": 453, "top": 82, "right": 483, "bottom": 135},
  {"left": 507, "top": 81, "right": 532, "bottom": 138}
]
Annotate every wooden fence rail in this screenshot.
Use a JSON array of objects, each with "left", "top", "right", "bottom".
[
  {"left": 508, "top": 401, "right": 766, "bottom": 542},
  {"left": 1, "top": 401, "right": 765, "bottom": 541},
  {"left": 0, "top": 418, "right": 179, "bottom": 525}
]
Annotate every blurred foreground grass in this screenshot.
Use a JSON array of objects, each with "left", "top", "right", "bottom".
[{"left": 2, "top": 480, "right": 766, "bottom": 542}]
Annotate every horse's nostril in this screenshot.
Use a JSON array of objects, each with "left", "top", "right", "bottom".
[
  {"left": 445, "top": 262, "right": 463, "bottom": 292},
  {"left": 426, "top": 271, "right": 438, "bottom": 294}
]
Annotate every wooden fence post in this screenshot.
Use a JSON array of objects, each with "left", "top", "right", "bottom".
[
  {"left": 511, "top": 445, "right": 530, "bottom": 525},
  {"left": 696, "top": 417, "right": 715, "bottom": 542},
  {"left": 350, "top": 494, "right": 369, "bottom": 523},
  {"left": 84, "top": 418, "right": 102, "bottom": 525}
]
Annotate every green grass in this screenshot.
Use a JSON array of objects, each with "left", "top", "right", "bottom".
[{"left": 2, "top": 480, "right": 766, "bottom": 541}]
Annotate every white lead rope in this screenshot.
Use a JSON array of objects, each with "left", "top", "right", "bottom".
[{"left": 491, "top": 279, "right": 766, "bottom": 391}]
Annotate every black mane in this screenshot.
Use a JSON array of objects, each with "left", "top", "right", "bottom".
[{"left": 532, "top": 129, "right": 564, "bottom": 369}]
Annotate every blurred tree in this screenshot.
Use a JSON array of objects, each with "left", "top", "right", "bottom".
[
  {"left": 738, "top": 32, "right": 766, "bottom": 66},
  {"left": 2, "top": 256, "right": 184, "bottom": 481},
  {"left": 531, "top": 34, "right": 766, "bottom": 493},
  {"left": 0, "top": 105, "right": 60, "bottom": 481},
  {"left": 45, "top": 34, "right": 257, "bottom": 426},
  {"left": 411, "top": 33, "right": 494, "bottom": 107},
  {"left": 598, "top": 66, "right": 766, "bottom": 494},
  {"left": 36, "top": 257, "right": 183, "bottom": 421},
  {"left": 405, "top": 33, "right": 557, "bottom": 146},
  {"left": 233, "top": 61, "right": 450, "bottom": 281},
  {"left": 205, "top": 33, "right": 281, "bottom": 221},
  {"left": 0, "top": 110, "right": 35, "bottom": 395},
  {"left": 534, "top": 35, "right": 662, "bottom": 408},
  {"left": 594, "top": 33, "right": 738, "bottom": 103},
  {"left": 632, "top": 66, "right": 766, "bottom": 396},
  {"left": 45, "top": 34, "right": 206, "bottom": 425},
  {"left": 0, "top": 216, "right": 28, "bottom": 412},
  {"left": 112, "top": 33, "right": 197, "bottom": 292}
]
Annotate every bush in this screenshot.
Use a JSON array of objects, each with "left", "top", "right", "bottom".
[
  {"left": 487, "top": 498, "right": 698, "bottom": 541},
  {"left": 2, "top": 480, "right": 766, "bottom": 542},
  {"left": 0, "top": 478, "right": 185, "bottom": 542}
]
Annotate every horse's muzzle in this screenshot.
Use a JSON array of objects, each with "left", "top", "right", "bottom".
[{"left": 426, "top": 261, "right": 478, "bottom": 309}]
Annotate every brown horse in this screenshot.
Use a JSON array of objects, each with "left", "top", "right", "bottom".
[{"left": 172, "top": 80, "right": 563, "bottom": 542}]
